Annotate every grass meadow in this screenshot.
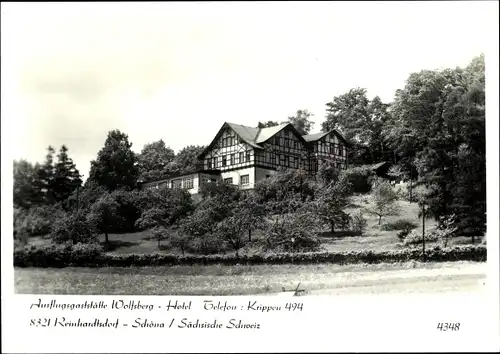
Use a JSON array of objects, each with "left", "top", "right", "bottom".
[{"left": 14, "top": 261, "right": 486, "bottom": 295}]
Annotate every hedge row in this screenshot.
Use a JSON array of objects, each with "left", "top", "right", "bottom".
[{"left": 14, "top": 243, "right": 487, "bottom": 268}]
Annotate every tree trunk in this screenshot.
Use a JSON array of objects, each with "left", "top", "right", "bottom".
[
  {"left": 422, "top": 203, "right": 426, "bottom": 262},
  {"left": 378, "top": 216, "right": 382, "bottom": 225},
  {"left": 409, "top": 171, "right": 413, "bottom": 203},
  {"left": 248, "top": 229, "right": 252, "bottom": 242},
  {"left": 105, "top": 231, "right": 109, "bottom": 244},
  {"left": 158, "top": 237, "right": 161, "bottom": 248},
  {"left": 471, "top": 235, "right": 475, "bottom": 244},
  {"left": 330, "top": 221, "right": 335, "bottom": 234}
]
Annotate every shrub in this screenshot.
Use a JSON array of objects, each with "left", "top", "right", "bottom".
[
  {"left": 381, "top": 219, "right": 418, "bottom": 231},
  {"left": 185, "top": 236, "right": 227, "bottom": 255},
  {"left": 14, "top": 205, "right": 66, "bottom": 237},
  {"left": 261, "top": 197, "right": 322, "bottom": 253},
  {"left": 350, "top": 211, "right": 368, "bottom": 235},
  {"left": 14, "top": 244, "right": 486, "bottom": 268},
  {"left": 14, "top": 242, "right": 103, "bottom": 268},
  {"left": 397, "top": 226, "right": 413, "bottom": 241},
  {"left": 51, "top": 211, "right": 99, "bottom": 244},
  {"left": 402, "top": 230, "right": 439, "bottom": 247},
  {"left": 343, "top": 166, "right": 374, "bottom": 194}
]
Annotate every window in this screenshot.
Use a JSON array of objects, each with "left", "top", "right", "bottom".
[
  {"left": 224, "top": 177, "right": 233, "bottom": 184},
  {"left": 230, "top": 153, "right": 235, "bottom": 165},
  {"left": 240, "top": 175, "right": 249, "bottom": 185},
  {"left": 266, "top": 152, "right": 271, "bottom": 163},
  {"left": 213, "top": 157, "right": 218, "bottom": 168},
  {"left": 275, "top": 154, "right": 280, "bottom": 165},
  {"left": 284, "top": 130, "right": 289, "bottom": 138},
  {"left": 183, "top": 176, "right": 194, "bottom": 189},
  {"left": 285, "top": 155, "right": 289, "bottom": 167},
  {"left": 245, "top": 151, "right": 251, "bottom": 162},
  {"left": 339, "top": 147, "right": 344, "bottom": 156},
  {"left": 172, "top": 179, "right": 182, "bottom": 189},
  {"left": 207, "top": 159, "right": 212, "bottom": 169},
  {"left": 275, "top": 136, "right": 280, "bottom": 145},
  {"left": 239, "top": 152, "right": 244, "bottom": 163},
  {"left": 330, "top": 144, "right": 335, "bottom": 154},
  {"left": 290, "top": 156, "right": 295, "bottom": 167},
  {"left": 222, "top": 155, "right": 227, "bottom": 167}
]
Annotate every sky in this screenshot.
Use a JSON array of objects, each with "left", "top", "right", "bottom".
[{"left": 1, "top": 1, "right": 498, "bottom": 180}]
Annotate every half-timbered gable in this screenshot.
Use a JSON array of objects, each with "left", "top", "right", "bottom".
[
  {"left": 255, "top": 123, "right": 310, "bottom": 171},
  {"left": 303, "top": 130, "right": 349, "bottom": 173},
  {"left": 199, "top": 122, "right": 262, "bottom": 173}
]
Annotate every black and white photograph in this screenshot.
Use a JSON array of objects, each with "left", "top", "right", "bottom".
[{"left": 2, "top": 1, "right": 499, "bottom": 352}]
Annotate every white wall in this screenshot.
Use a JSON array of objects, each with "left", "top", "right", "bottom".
[{"left": 221, "top": 167, "right": 255, "bottom": 190}]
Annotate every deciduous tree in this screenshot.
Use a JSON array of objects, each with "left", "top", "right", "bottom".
[
  {"left": 288, "top": 109, "right": 315, "bottom": 135},
  {"left": 364, "top": 179, "right": 400, "bottom": 225},
  {"left": 87, "top": 194, "right": 123, "bottom": 244},
  {"left": 137, "top": 140, "right": 175, "bottom": 182},
  {"left": 88, "top": 130, "right": 139, "bottom": 191},
  {"left": 314, "top": 171, "right": 352, "bottom": 233}
]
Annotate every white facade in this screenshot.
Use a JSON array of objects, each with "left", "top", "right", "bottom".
[
  {"left": 141, "top": 172, "right": 221, "bottom": 195},
  {"left": 220, "top": 167, "right": 256, "bottom": 190}
]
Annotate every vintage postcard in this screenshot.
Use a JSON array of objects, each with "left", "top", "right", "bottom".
[{"left": 1, "top": 1, "right": 499, "bottom": 352}]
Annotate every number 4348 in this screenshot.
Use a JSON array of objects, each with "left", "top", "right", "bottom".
[{"left": 437, "top": 323, "right": 460, "bottom": 331}]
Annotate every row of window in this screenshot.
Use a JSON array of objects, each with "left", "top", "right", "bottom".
[
  {"left": 223, "top": 174, "right": 249, "bottom": 186},
  {"left": 207, "top": 151, "right": 251, "bottom": 169},
  {"left": 220, "top": 135, "right": 243, "bottom": 148},
  {"left": 273, "top": 136, "right": 304, "bottom": 149},
  {"left": 316, "top": 141, "right": 345, "bottom": 156},
  {"left": 171, "top": 176, "right": 194, "bottom": 190}
]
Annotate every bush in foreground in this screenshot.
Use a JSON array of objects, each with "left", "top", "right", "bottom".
[
  {"left": 14, "top": 243, "right": 103, "bottom": 268},
  {"left": 381, "top": 219, "right": 418, "bottom": 231},
  {"left": 51, "top": 211, "right": 99, "bottom": 244},
  {"left": 402, "top": 230, "right": 439, "bottom": 247},
  {"left": 14, "top": 244, "right": 486, "bottom": 268}
]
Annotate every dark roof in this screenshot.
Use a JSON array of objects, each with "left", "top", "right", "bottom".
[
  {"left": 198, "top": 121, "right": 306, "bottom": 159},
  {"left": 225, "top": 123, "right": 262, "bottom": 149},
  {"left": 302, "top": 129, "right": 350, "bottom": 146},
  {"left": 302, "top": 131, "right": 329, "bottom": 142}
]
